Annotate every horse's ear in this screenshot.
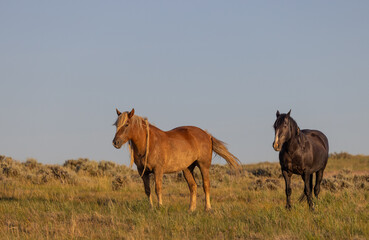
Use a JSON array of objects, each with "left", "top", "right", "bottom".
[
  {"left": 276, "top": 110, "right": 280, "bottom": 118},
  {"left": 128, "top": 108, "right": 135, "bottom": 118},
  {"left": 116, "top": 108, "right": 122, "bottom": 116},
  {"left": 287, "top": 109, "right": 291, "bottom": 117}
]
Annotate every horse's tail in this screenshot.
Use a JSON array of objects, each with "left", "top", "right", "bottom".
[{"left": 211, "top": 136, "right": 241, "bottom": 170}]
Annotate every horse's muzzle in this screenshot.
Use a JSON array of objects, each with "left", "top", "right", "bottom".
[
  {"left": 113, "top": 140, "right": 122, "bottom": 149},
  {"left": 273, "top": 142, "right": 281, "bottom": 151}
]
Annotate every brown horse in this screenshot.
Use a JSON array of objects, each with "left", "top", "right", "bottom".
[
  {"left": 273, "top": 110, "right": 329, "bottom": 210},
  {"left": 112, "top": 108, "right": 240, "bottom": 211}
]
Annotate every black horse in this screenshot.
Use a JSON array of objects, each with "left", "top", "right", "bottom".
[{"left": 273, "top": 110, "right": 329, "bottom": 210}]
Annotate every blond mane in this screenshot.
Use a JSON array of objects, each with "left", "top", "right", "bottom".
[{"left": 114, "top": 112, "right": 147, "bottom": 130}]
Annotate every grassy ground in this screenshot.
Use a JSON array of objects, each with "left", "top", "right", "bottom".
[{"left": 0, "top": 153, "right": 368, "bottom": 239}]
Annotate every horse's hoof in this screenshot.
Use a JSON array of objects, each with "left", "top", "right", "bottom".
[
  {"left": 205, "top": 208, "right": 213, "bottom": 213},
  {"left": 205, "top": 206, "right": 213, "bottom": 212},
  {"left": 188, "top": 207, "right": 196, "bottom": 212}
]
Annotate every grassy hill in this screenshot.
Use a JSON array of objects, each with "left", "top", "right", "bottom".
[{"left": 0, "top": 153, "right": 368, "bottom": 239}]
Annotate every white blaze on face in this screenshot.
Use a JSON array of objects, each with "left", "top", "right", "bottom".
[
  {"left": 117, "top": 113, "right": 128, "bottom": 132},
  {"left": 274, "top": 129, "right": 280, "bottom": 145}
]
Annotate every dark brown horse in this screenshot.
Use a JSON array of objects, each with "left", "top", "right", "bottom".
[
  {"left": 112, "top": 108, "right": 240, "bottom": 211},
  {"left": 273, "top": 110, "right": 329, "bottom": 210}
]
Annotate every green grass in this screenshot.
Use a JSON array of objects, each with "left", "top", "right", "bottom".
[{"left": 0, "top": 154, "right": 368, "bottom": 239}]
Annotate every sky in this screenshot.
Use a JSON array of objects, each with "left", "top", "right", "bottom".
[{"left": 1, "top": 1, "right": 369, "bottom": 166}]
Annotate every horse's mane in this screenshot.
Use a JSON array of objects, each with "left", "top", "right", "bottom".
[{"left": 114, "top": 112, "right": 148, "bottom": 130}]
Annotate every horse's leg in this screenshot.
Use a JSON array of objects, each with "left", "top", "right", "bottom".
[
  {"left": 142, "top": 173, "right": 153, "bottom": 208},
  {"left": 299, "top": 174, "right": 313, "bottom": 202},
  {"left": 314, "top": 169, "right": 324, "bottom": 198},
  {"left": 303, "top": 173, "right": 314, "bottom": 210},
  {"left": 309, "top": 174, "right": 314, "bottom": 197},
  {"left": 183, "top": 166, "right": 197, "bottom": 212},
  {"left": 198, "top": 163, "right": 211, "bottom": 211},
  {"left": 154, "top": 169, "right": 164, "bottom": 207},
  {"left": 282, "top": 170, "right": 292, "bottom": 209}
]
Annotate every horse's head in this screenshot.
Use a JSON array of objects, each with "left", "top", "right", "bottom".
[
  {"left": 273, "top": 110, "right": 298, "bottom": 151},
  {"left": 112, "top": 108, "right": 135, "bottom": 149}
]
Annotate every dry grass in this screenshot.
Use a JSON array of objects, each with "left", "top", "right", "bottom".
[{"left": 0, "top": 153, "right": 368, "bottom": 239}]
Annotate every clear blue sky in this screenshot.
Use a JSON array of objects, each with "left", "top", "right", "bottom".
[{"left": 1, "top": 1, "right": 368, "bottom": 165}]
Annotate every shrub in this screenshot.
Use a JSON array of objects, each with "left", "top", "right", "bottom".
[
  {"left": 64, "top": 158, "right": 89, "bottom": 172},
  {"left": 112, "top": 175, "right": 130, "bottom": 191},
  {"left": 248, "top": 178, "right": 280, "bottom": 191},
  {"left": 353, "top": 175, "right": 369, "bottom": 190},
  {"left": 63, "top": 158, "right": 99, "bottom": 177},
  {"left": 36, "top": 168, "right": 53, "bottom": 184},
  {"left": 1, "top": 156, "right": 22, "bottom": 177},
  {"left": 2, "top": 166, "right": 20, "bottom": 177},
  {"left": 322, "top": 177, "right": 352, "bottom": 192},
  {"left": 23, "top": 158, "right": 39, "bottom": 170},
  {"left": 98, "top": 160, "right": 117, "bottom": 172},
  {"left": 49, "top": 165, "right": 77, "bottom": 184},
  {"left": 249, "top": 165, "right": 281, "bottom": 178}
]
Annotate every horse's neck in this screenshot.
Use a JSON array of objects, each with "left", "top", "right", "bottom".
[
  {"left": 285, "top": 133, "right": 306, "bottom": 153},
  {"left": 130, "top": 121, "right": 149, "bottom": 157}
]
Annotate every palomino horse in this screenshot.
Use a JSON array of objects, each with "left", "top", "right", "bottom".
[
  {"left": 273, "top": 110, "right": 329, "bottom": 210},
  {"left": 112, "top": 108, "right": 240, "bottom": 211}
]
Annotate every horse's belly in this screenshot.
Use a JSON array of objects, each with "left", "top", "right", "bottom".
[{"left": 164, "top": 156, "right": 197, "bottom": 173}]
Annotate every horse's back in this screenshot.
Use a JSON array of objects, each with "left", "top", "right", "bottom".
[
  {"left": 166, "top": 126, "right": 212, "bottom": 151},
  {"left": 166, "top": 126, "right": 210, "bottom": 142}
]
